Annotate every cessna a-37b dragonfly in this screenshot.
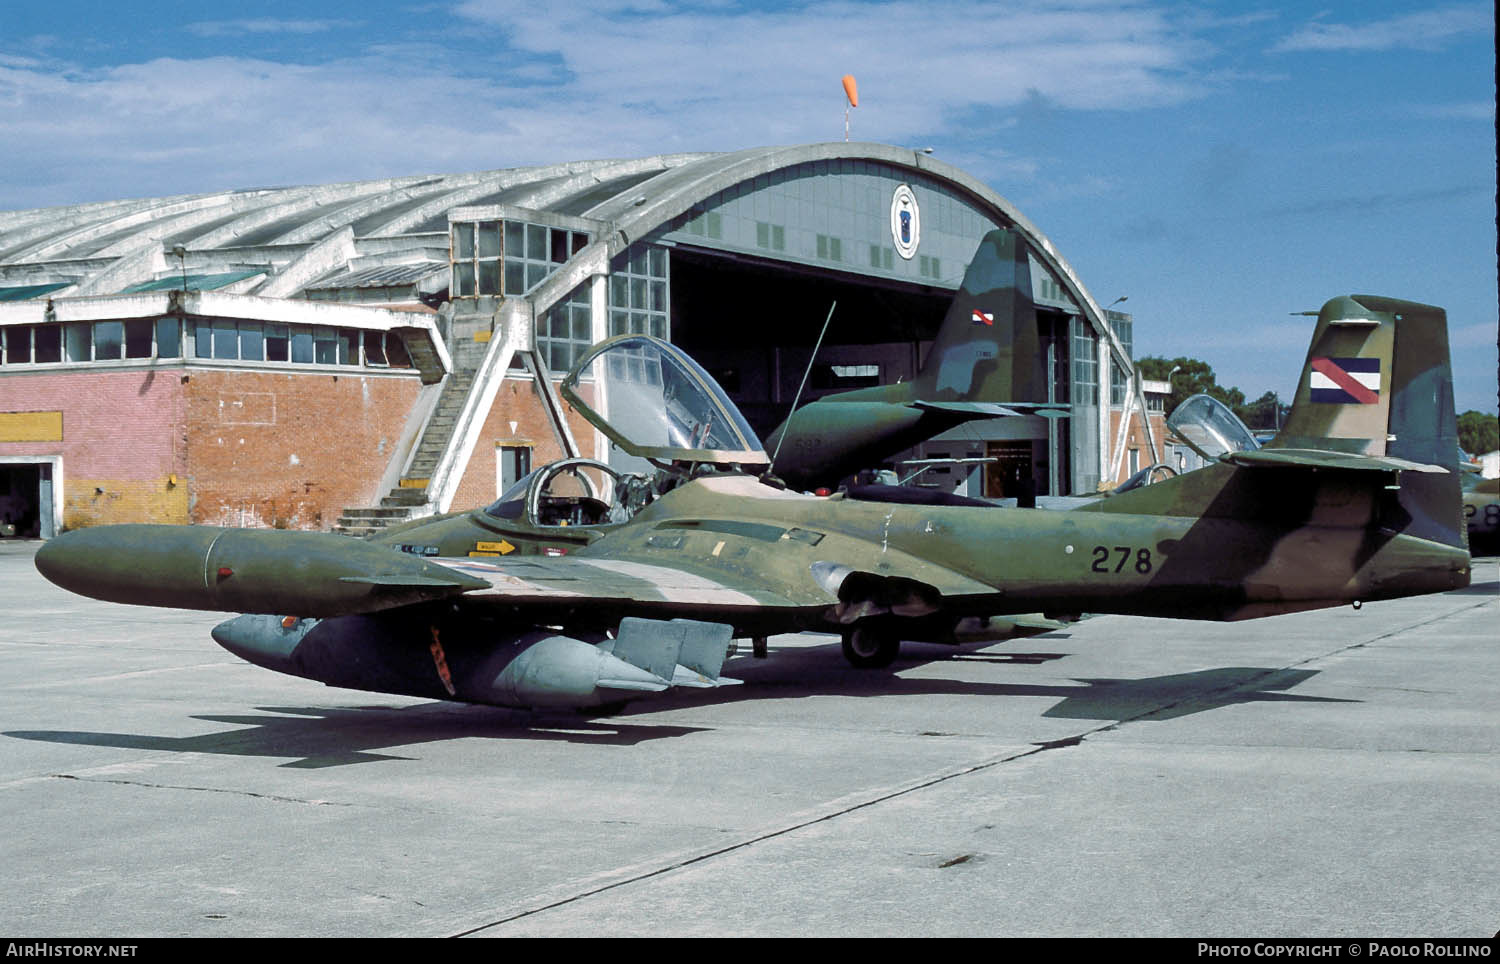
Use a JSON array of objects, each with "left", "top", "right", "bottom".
[{"left": 37, "top": 294, "right": 1471, "bottom": 712}]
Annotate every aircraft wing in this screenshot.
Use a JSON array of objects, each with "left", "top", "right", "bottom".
[
  {"left": 429, "top": 523, "right": 1006, "bottom": 631},
  {"left": 910, "top": 400, "right": 1022, "bottom": 418},
  {"left": 434, "top": 554, "right": 825, "bottom": 610},
  {"left": 1223, "top": 449, "right": 1448, "bottom": 473}
]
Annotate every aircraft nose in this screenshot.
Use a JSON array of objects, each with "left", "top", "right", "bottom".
[
  {"left": 211, "top": 614, "right": 307, "bottom": 672},
  {"left": 34, "top": 529, "right": 90, "bottom": 593}
]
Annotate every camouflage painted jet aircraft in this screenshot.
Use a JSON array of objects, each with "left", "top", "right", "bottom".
[
  {"left": 763, "top": 227, "right": 1062, "bottom": 490},
  {"left": 36, "top": 294, "right": 1470, "bottom": 712}
]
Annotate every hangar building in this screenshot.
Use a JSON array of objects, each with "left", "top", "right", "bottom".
[{"left": 0, "top": 143, "right": 1163, "bottom": 537}]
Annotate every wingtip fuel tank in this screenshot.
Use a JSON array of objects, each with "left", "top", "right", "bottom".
[{"left": 36, "top": 524, "right": 488, "bottom": 617}]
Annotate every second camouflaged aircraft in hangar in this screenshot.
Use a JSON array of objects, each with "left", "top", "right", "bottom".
[{"left": 37, "top": 294, "right": 1471, "bottom": 712}]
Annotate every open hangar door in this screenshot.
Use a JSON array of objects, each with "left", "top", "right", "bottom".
[{"left": 667, "top": 245, "right": 952, "bottom": 444}]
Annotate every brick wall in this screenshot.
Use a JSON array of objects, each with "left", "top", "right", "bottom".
[
  {"left": 0, "top": 367, "right": 188, "bottom": 527},
  {"left": 449, "top": 376, "right": 598, "bottom": 510},
  {"left": 1104, "top": 407, "right": 1170, "bottom": 486},
  {"left": 183, "top": 369, "right": 420, "bottom": 528},
  {"left": 0, "top": 364, "right": 423, "bottom": 529}
]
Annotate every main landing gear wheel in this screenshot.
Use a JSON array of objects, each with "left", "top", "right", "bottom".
[{"left": 841, "top": 625, "right": 900, "bottom": 669}]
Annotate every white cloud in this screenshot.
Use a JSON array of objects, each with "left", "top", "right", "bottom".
[
  {"left": 455, "top": 0, "right": 1209, "bottom": 113},
  {"left": 0, "top": 1, "right": 1219, "bottom": 209},
  {"left": 184, "top": 19, "right": 359, "bottom": 37},
  {"left": 1451, "top": 321, "right": 1500, "bottom": 349},
  {"left": 1272, "top": 4, "right": 1492, "bottom": 53},
  {"left": 1415, "top": 101, "right": 1497, "bottom": 121}
]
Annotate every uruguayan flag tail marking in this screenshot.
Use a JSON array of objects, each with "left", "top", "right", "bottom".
[{"left": 1309, "top": 356, "right": 1381, "bottom": 404}]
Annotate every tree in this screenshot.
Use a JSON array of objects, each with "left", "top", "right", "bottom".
[
  {"left": 1137, "top": 356, "right": 1244, "bottom": 417},
  {"left": 1235, "top": 391, "right": 1291, "bottom": 433},
  {"left": 1458, "top": 410, "right": 1499, "bottom": 457}
]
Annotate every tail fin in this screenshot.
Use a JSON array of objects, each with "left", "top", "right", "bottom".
[
  {"left": 1095, "top": 295, "right": 1464, "bottom": 551},
  {"left": 912, "top": 228, "right": 1045, "bottom": 403},
  {"left": 1263, "top": 294, "right": 1463, "bottom": 547}
]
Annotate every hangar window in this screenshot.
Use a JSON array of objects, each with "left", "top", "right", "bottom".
[
  {"left": 683, "top": 209, "right": 722, "bottom": 240},
  {"left": 156, "top": 319, "right": 180, "bottom": 358},
  {"left": 92, "top": 322, "right": 124, "bottom": 360},
  {"left": 362, "top": 331, "right": 412, "bottom": 368},
  {"left": 608, "top": 244, "right": 668, "bottom": 339},
  {"left": 755, "top": 222, "right": 786, "bottom": 252},
  {"left": 451, "top": 220, "right": 501, "bottom": 297},
  {"left": 364, "top": 331, "right": 387, "bottom": 366},
  {"left": 812, "top": 364, "right": 879, "bottom": 390},
  {"left": 266, "top": 325, "right": 289, "bottom": 361},
  {"left": 314, "top": 327, "right": 357, "bottom": 365},
  {"left": 451, "top": 218, "right": 590, "bottom": 299},
  {"left": 6, "top": 328, "right": 26, "bottom": 362},
  {"left": 2, "top": 320, "right": 171, "bottom": 365},
  {"left": 2, "top": 318, "right": 180, "bottom": 366},
  {"left": 190, "top": 320, "right": 363, "bottom": 368},
  {"left": 239, "top": 324, "right": 264, "bottom": 362},
  {"left": 35, "top": 326, "right": 61, "bottom": 363},
  {"left": 291, "top": 328, "right": 314, "bottom": 363},
  {"left": 1071, "top": 317, "right": 1098, "bottom": 405},
  {"left": 124, "top": 320, "right": 153, "bottom": 358},
  {"left": 1108, "top": 310, "right": 1133, "bottom": 407},
  {"left": 64, "top": 323, "right": 90, "bottom": 362},
  {"left": 537, "top": 284, "right": 593, "bottom": 373},
  {"left": 2, "top": 325, "right": 33, "bottom": 364}
]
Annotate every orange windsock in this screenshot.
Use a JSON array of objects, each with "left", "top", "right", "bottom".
[{"left": 842, "top": 74, "right": 858, "bottom": 108}]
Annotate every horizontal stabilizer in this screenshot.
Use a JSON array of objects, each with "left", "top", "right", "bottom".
[
  {"left": 910, "top": 400, "right": 1022, "bottom": 418},
  {"left": 1224, "top": 449, "right": 1448, "bottom": 474}
]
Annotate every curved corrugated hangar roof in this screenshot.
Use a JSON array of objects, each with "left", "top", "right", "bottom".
[
  {"left": 0, "top": 142, "right": 1132, "bottom": 510},
  {"left": 0, "top": 142, "right": 1121, "bottom": 358}
]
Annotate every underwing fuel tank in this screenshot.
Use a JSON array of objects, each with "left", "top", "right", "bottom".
[
  {"left": 35, "top": 524, "right": 488, "bottom": 617},
  {"left": 210, "top": 614, "right": 728, "bottom": 710}
]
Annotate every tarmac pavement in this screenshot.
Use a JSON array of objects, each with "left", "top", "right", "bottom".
[{"left": 1, "top": 538, "right": 1494, "bottom": 937}]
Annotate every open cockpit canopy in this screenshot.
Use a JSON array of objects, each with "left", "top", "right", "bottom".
[
  {"left": 561, "top": 335, "right": 769, "bottom": 468},
  {"left": 1168, "top": 393, "right": 1261, "bottom": 462}
]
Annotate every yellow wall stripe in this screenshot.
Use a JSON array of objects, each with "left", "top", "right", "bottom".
[{"left": 0, "top": 411, "right": 63, "bottom": 442}]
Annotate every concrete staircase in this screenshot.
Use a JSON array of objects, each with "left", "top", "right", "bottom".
[
  {"left": 332, "top": 370, "right": 476, "bottom": 536},
  {"left": 331, "top": 297, "right": 577, "bottom": 539},
  {"left": 332, "top": 306, "right": 494, "bottom": 540}
]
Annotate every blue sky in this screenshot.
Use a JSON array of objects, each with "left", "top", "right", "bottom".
[{"left": 2, "top": 0, "right": 1494, "bottom": 414}]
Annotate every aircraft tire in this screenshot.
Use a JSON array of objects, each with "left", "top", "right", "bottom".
[{"left": 841, "top": 625, "right": 899, "bottom": 669}]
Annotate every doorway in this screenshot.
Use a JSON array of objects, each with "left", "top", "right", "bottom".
[{"left": 0, "top": 461, "right": 55, "bottom": 538}]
